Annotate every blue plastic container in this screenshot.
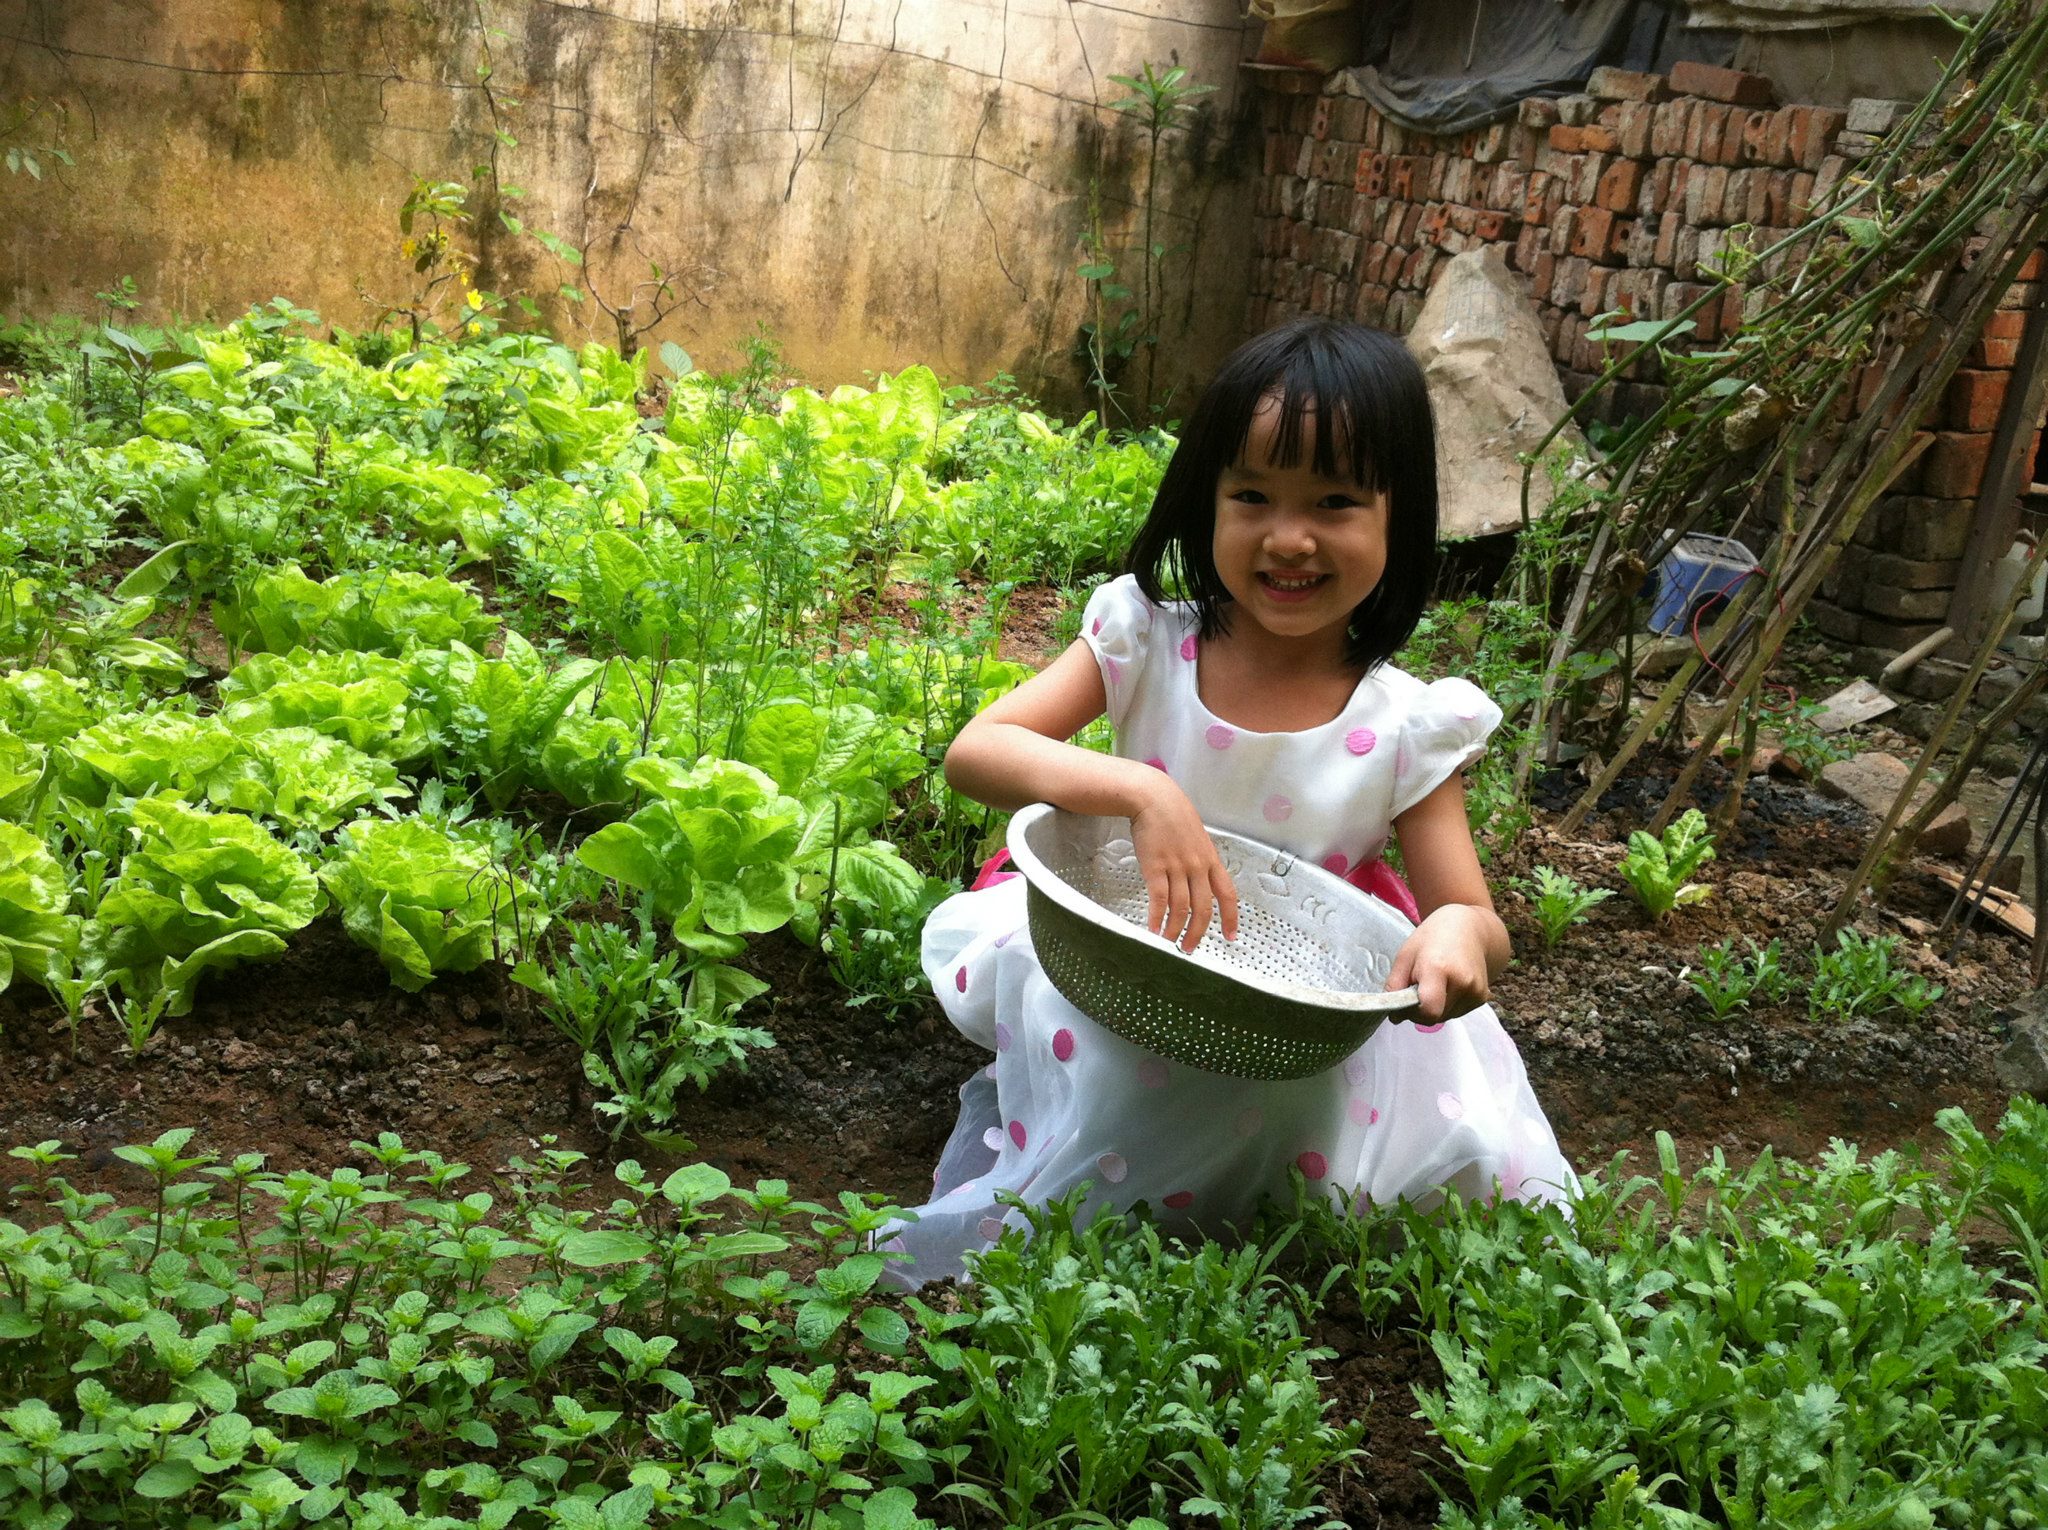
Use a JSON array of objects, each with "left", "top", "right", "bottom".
[{"left": 1647, "top": 534, "right": 1758, "bottom": 636}]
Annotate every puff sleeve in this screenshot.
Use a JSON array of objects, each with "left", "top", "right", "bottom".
[
  {"left": 1390, "top": 676, "right": 1503, "bottom": 820},
  {"left": 1077, "top": 574, "right": 1157, "bottom": 732}
]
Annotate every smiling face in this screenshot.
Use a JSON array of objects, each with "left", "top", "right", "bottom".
[{"left": 1211, "top": 395, "right": 1389, "bottom": 662}]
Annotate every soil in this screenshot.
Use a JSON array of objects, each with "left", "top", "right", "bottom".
[{"left": 4, "top": 636, "right": 2038, "bottom": 1526}]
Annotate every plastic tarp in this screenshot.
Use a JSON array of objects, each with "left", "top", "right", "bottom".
[
  {"left": 1334, "top": 0, "right": 1736, "bottom": 134},
  {"left": 1686, "top": 0, "right": 1991, "bottom": 27}
]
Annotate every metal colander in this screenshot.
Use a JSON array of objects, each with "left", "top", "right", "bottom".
[{"left": 1007, "top": 803, "right": 1421, "bottom": 1081}]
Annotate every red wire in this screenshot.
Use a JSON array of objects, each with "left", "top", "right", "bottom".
[{"left": 1686, "top": 564, "right": 1801, "bottom": 717}]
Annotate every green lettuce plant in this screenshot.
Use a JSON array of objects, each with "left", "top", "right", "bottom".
[
  {"left": 88, "top": 797, "right": 322, "bottom": 1015},
  {"left": 216, "top": 646, "right": 425, "bottom": 760},
  {"left": 407, "top": 631, "right": 599, "bottom": 810},
  {"left": 64, "top": 711, "right": 403, "bottom": 832},
  {"left": 214, "top": 563, "right": 495, "bottom": 657},
  {"left": 0, "top": 822, "right": 78, "bottom": 997},
  {"left": 577, "top": 756, "right": 806, "bottom": 957},
  {"left": 1617, "top": 807, "right": 1716, "bottom": 920},
  {"left": 318, "top": 816, "right": 544, "bottom": 991}
]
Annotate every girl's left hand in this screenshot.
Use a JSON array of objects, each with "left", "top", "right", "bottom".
[{"left": 1386, "top": 906, "right": 1495, "bottom": 1023}]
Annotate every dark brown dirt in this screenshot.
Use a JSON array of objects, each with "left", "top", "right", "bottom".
[{"left": 1312, "top": 1289, "right": 1459, "bottom": 1530}]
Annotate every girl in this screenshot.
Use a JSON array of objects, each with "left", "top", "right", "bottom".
[{"left": 880, "top": 318, "right": 1574, "bottom": 1287}]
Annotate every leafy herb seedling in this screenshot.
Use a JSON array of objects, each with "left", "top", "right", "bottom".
[
  {"left": 1617, "top": 807, "right": 1716, "bottom": 920},
  {"left": 1523, "top": 865, "right": 1614, "bottom": 948},
  {"left": 1808, "top": 928, "right": 1944, "bottom": 1023},
  {"left": 1687, "top": 936, "right": 1795, "bottom": 1019}
]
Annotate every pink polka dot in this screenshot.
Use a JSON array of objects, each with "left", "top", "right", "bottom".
[
  {"left": 1415, "top": 1021, "right": 1445, "bottom": 1034},
  {"left": 1052, "top": 1028, "right": 1076, "bottom": 1062},
  {"left": 1236, "top": 1106, "right": 1264, "bottom": 1137},
  {"left": 1457, "top": 710, "right": 1479, "bottom": 722},
  {"left": 978, "top": 1216, "right": 1004, "bottom": 1241},
  {"left": 1137, "top": 1057, "right": 1170, "bottom": 1089},
  {"left": 1144, "top": 756, "right": 1168, "bottom": 771},
  {"left": 1205, "top": 724, "right": 1235, "bottom": 750},
  {"left": 994, "top": 1023, "right": 1012, "bottom": 1052},
  {"left": 1296, "top": 1151, "right": 1328, "bottom": 1181},
  {"left": 1102, "top": 656, "right": 1123, "bottom": 686},
  {"left": 983, "top": 1063, "right": 998, "bottom": 1080},
  {"left": 1322, "top": 853, "right": 1350, "bottom": 876},
  {"left": 1262, "top": 794, "right": 1293, "bottom": 823},
  {"left": 1096, "top": 1152, "right": 1129, "bottom": 1184},
  {"left": 954, "top": 967, "right": 968, "bottom": 993},
  {"left": 1180, "top": 633, "right": 1198, "bottom": 661},
  {"left": 1346, "top": 1096, "right": 1373, "bottom": 1126},
  {"left": 1091, "top": 616, "right": 1103, "bottom": 636},
  {"left": 1369, "top": 1105, "right": 1381, "bottom": 1125},
  {"left": 1437, "top": 1091, "right": 1465, "bottom": 1121},
  {"left": 1162, "top": 1190, "right": 1195, "bottom": 1211},
  {"left": 994, "top": 930, "right": 1015, "bottom": 948},
  {"left": 1343, "top": 1055, "right": 1370, "bottom": 1087},
  {"left": 982, "top": 1126, "right": 1005, "bottom": 1151},
  {"left": 1345, "top": 727, "right": 1377, "bottom": 756},
  {"left": 1008, "top": 1120, "right": 1027, "bottom": 1149},
  {"left": 1396, "top": 741, "right": 1414, "bottom": 776}
]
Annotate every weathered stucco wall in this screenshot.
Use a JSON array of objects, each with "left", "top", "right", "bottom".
[{"left": 0, "top": 0, "right": 1258, "bottom": 402}]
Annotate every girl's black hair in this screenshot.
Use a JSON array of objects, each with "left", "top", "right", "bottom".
[{"left": 1127, "top": 316, "right": 1438, "bottom": 671}]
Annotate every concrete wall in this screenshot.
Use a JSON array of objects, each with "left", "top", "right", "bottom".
[{"left": 0, "top": 0, "right": 1260, "bottom": 403}]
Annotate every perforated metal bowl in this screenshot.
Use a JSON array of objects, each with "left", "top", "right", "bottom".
[{"left": 1007, "top": 803, "right": 1421, "bottom": 1081}]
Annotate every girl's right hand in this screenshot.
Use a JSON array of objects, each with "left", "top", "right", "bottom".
[{"left": 1130, "top": 778, "right": 1240, "bottom": 952}]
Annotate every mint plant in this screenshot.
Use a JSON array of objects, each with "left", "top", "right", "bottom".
[
  {"left": 1616, "top": 807, "right": 1716, "bottom": 919},
  {"left": 1522, "top": 865, "right": 1614, "bottom": 948}
]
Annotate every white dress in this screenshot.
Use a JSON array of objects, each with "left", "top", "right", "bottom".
[{"left": 879, "top": 575, "right": 1575, "bottom": 1288}]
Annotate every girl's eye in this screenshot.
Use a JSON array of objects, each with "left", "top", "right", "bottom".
[
  {"left": 1317, "top": 494, "right": 1359, "bottom": 509},
  {"left": 1228, "top": 488, "right": 1267, "bottom": 505}
]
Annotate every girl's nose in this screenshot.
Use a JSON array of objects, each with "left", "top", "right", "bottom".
[{"left": 1264, "top": 512, "right": 1317, "bottom": 556}]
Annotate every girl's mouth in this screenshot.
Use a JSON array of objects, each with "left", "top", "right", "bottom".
[{"left": 1256, "top": 571, "right": 1328, "bottom": 603}]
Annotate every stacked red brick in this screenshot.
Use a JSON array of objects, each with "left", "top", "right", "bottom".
[{"left": 1249, "top": 61, "right": 2046, "bottom": 654}]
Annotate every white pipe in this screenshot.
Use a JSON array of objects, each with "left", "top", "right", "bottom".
[{"left": 1880, "top": 625, "right": 1955, "bottom": 682}]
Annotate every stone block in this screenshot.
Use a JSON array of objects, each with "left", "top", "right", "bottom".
[
  {"left": 1588, "top": 66, "right": 1668, "bottom": 102},
  {"left": 1861, "top": 582, "right": 1951, "bottom": 622},
  {"left": 1921, "top": 432, "right": 1993, "bottom": 497},
  {"left": 1865, "top": 552, "right": 1963, "bottom": 592},
  {"left": 1843, "top": 96, "right": 1905, "bottom": 135},
  {"left": 1617, "top": 101, "right": 1655, "bottom": 159},
  {"left": 1519, "top": 96, "right": 1561, "bottom": 129},
  {"left": 1670, "top": 60, "right": 1777, "bottom": 107},
  {"left": 1818, "top": 752, "right": 1972, "bottom": 857},
  {"left": 1788, "top": 106, "right": 1847, "bottom": 171},
  {"left": 1557, "top": 93, "right": 1600, "bottom": 126}
]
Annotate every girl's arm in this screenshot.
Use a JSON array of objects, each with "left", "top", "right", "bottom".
[
  {"left": 946, "top": 639, "right": 1239, "bottom": 950},
  {"left": 1385, "top": 773, "right": 1510, "bottom": 1022}
]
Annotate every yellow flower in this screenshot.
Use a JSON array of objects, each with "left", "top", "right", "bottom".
[
  {"left": 400, "top": 237, "right": 417, "bottom": 258},
  {"left": 466, "top": 289, "right": 484, "bottom": 312}
]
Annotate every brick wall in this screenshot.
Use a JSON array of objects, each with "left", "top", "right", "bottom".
[{"left": 1249, "top": 61, "right": 2047, "bottom": 658}]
